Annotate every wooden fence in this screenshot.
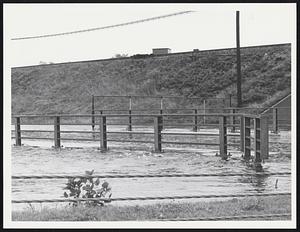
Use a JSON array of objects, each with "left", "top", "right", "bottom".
[
  {"left": 12, "top": 113, "right": 269, "bottom": 163},
  {"left": 91, "top": 107, "right": 290, "bottom": 134}
]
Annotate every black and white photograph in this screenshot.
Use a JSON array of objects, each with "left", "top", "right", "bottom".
[{"left": 3, "top": 2, "right": 296, "bottom": 229}]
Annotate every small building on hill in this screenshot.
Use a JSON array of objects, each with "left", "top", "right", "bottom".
[{"left": 152, "top": 48, "right": 171, "bottom": 55}]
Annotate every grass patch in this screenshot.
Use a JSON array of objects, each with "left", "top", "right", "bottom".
[{"left": 12, "top": 195, "right": 291, "bottom": 221}]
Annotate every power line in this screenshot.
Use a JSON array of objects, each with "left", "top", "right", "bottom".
[{"left": 11, "top": 10, "right": 195, "bottom": 41}]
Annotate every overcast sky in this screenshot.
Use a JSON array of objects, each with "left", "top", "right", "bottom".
[{"left": 4, "top": 3, "right": 296, "bottom": 67}]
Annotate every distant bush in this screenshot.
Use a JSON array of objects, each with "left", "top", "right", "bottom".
[
  {"left": 113, "top": 54, "right": 128, "bottom": 58},
  {"left": 131, "top": 54, "right": 153, "bottom": 59},
  {"left": 39, "top": 61, "right": 54, "bottom": 65}
]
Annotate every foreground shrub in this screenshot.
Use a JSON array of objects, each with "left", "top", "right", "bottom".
[{"left": 63, "top": 170, "right": 112, "bottom": 207}]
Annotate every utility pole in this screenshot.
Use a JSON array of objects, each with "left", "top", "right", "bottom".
[{"left": 236, "top": 11, "right": 242, "bottom": 107}]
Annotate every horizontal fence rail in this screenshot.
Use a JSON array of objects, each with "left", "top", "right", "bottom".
[
  {"left": 93, "top": 95, "right": 228, "bottom": 100},
  {"left": 94, "top": 107, "right": 291, "bottom": 111},
  {"left": 12, "top": 171, "right": 291, "bottom": 179},
  {"left": 11, "top": 130, "right": 239, "bottom": 136},
  {"left": 157, "top": 213, "right": 292, "bottom": 221},
  {"left": 12, "top": 192, "right": 291, "bottom": 204},
  {"left": 12, "top": 113, "right": 257, "bottom": 118}
]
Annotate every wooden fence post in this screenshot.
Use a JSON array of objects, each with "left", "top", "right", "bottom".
[
  {"left": 193, "top": 109, "right": 198, "bottom": 132},
  {"left": 229, "top": 94, "right": 232, "bottom": 108},
  {"left": 240, "top": 115, "right": 244, "bottom": 152},
  {"left": 99, "top": 116, "right": 107, "bottom": 151},
  {"left": 128, "top": 110, "right": 132, "bottom": 131},
  {"left": 272, "top": 107, "right": 278, "bottom": 134},
  {"left": 95, "top": 110, "right": 103, "bottom": 139},
  {"left": 219, "top": 116, "right": 227, "bottom": 159},
  {"left": 231, "top": 108, "right": 236, "bottom": 132},
  {"left": 244, "top": 116, "right": 251, "bottom": 160},
  {"left": 54, "top": 116, "right": 61, "bottom": 148},
  {"left": 203, "top": 100, "right": 206, "bottom": 125},
  {"left": 15, "top": 117, "right": 21, "bottom": 146},
  {"left": 92, "top": 95, "right": 95, "bottom": 132},
  {"left": 260, "top": 115, "right": 269, "bottom": 159},
  {"left": 154, "top": 116, "right": 163, "bottom": 152},
  {"left": 160, "top": 97, "right": 164, "bottom": 131},
  {"left": 254, "top": 117, "right": 262, "bottom": 163},
  {"left": 159, "top": 109, "right": 164, "bottom": 131},
  {"left": 127, "top": 96, "right": 132, "bottom": 131}
]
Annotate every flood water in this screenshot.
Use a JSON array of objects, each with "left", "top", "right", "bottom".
[{"left": 11, "top": 125, "right": 291, "bottom": 212}]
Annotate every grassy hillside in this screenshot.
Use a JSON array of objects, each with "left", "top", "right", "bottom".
[{"left": 11, "top": 43, "right": 291, "bottom": 115}]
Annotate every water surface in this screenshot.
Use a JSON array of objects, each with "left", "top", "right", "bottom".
[{"left": 11, "top": 126, "right": 291, "bottom": 211}]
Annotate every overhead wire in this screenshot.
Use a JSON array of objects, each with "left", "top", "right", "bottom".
[{"left": 11, "top": 10, "right": 195, "bottom": 41}]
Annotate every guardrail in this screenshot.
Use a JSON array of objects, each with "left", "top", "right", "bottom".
[{"left": 11, "top": 113, "right": 269, "bottom": 162}]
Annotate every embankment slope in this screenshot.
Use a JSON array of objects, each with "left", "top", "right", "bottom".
[{"left": 11, "top": 43, "right": 291, "bottom": 114}]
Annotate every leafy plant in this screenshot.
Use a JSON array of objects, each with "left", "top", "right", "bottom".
[{"left": 63, "top": 170, "right": 112, "bottom": 207}]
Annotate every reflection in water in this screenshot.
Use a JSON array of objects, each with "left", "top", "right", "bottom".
[
  {"left": 252, "top": 163, "right": 267, "bottom": 193},
  {"left": 236, "top": 160, "right": 279, "bottom": 194}
]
